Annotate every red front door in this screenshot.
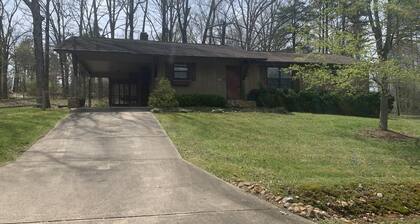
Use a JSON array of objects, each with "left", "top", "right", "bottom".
[{"left": 226, "top": 66, "right": 241, "bottom": 99}]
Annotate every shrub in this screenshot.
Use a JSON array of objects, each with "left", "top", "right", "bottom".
[
  {"left": 177, "top": 94, "right": 226, "bottom": 107},
  {"left": 247, "top": 89, "right": 260, "bottom": 101},
  {"left": 247, "top": 88, "right": 393, "bottom": 117},
  {"left": 148, "top": 77, "right": 179, "bottom": 108},
  {"left": 255, "top": 88, "right": 286, "bottom": 108}
]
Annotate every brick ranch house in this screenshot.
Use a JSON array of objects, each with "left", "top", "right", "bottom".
[{"left": 55, "top": 37, "right": 353, "bottom": 107}]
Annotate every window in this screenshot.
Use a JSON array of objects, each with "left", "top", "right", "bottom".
[
  {"left": 173, "top": 64, "right": 189, "bottom": 80},
  {"left": 279, "top": 69, "right": 292, "bottom": 89},
  {"left": 267, "top": 67, "right": 280, "bottom": 89},
  {"left": 266, "top": 67, "right": 292, "bottom": 89}
]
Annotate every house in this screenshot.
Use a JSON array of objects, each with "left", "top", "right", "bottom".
[{"left": 54, "top": 37, "right": 353, "bottom": 107}]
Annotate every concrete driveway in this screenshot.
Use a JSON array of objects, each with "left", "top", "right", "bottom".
[{"left": 0, "top": 111, "right": 312, "bottom": 224}]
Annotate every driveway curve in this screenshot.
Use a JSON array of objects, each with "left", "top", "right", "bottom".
[{"left": 0, "top": 111, "right": 312, "bottom": 224}]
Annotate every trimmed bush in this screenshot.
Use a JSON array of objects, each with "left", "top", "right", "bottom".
[
  {"left": 177, "top": 94, "right": 226, "bottom": 107},
  {"left": 148, "top": 78, "right": 179, "bottom": 108},
  {"left": 254, "top": 88, "right": 286, "bottom": 108},
  {"left": 248, "top": 88, "right": 393, "bottom": 117}
]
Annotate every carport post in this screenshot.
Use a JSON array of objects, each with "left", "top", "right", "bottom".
[{"left": 88, "top": 76, "right": 92, "bottom": 107}]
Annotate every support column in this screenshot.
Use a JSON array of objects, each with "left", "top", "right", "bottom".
[
  {"left": 240, "top": 61, "right": 249, "bottom": 100},
  {"left": 71, "top": 53, "right": 79, "bottom": 98},
  {"left": 88, "top": 76, "right": 92, "bottom": 107}
]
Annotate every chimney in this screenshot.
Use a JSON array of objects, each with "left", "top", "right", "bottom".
[{"left": 140, "top": 32, "right": 149, "bottom": 41}]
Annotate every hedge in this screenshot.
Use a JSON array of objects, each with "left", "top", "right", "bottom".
[
  {"left": 177, "top": 94, "right": 227, "bottom": 107},
  {"left": 248, "top": 88, "right": 393, "bottom": 117}
]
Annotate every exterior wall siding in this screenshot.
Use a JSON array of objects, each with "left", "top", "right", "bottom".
[
  {"left": 158, "top": 58, "right": 265, "bottom": 99},
  {"left": 244, "top": 64, "right": 263, "bottom": 97},
  {"left": 173, "top": 61, "right": 227, "bottom": 97}
]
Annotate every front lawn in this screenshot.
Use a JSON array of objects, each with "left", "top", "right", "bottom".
[
  {"left": 156, "top": 112, "right": 420, "bottom": 221},
  {"left": 0, "top": 107, "right": 67, "bottom": 164}
]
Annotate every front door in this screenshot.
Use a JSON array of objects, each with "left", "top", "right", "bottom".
[
  {"left": 226, "top": 66, "right": 241, "bottom": 99},
  {"left": 110, "top": 81, "right": 138, "bottom": 106}
]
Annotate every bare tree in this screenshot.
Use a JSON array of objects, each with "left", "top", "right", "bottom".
[
  {"left": 201, "top": 0, "right": 221, "bottom": 44},
  {"left": 23, "top": 0, "right": 50, "bottom": 108},
  {"left": 43, "top": 0, "right": 51, "bottom": 106},
  {"left": 51, "top": 0, "right": 70, "bottom": 97},
  {"left": 176, "top": 0, "right": 190, "bottom": 43},
  {"left": 105, "top": 0, "right": 123, "bottom": 38},
  {"left": 0, "top": 0, "right": 22, "bottom": 98},
  {"left": 124, "top": 0, "right": 141, "bottom": 39},
  {"left": 230, "top": 0, "right": 275, "bottom": 50}
]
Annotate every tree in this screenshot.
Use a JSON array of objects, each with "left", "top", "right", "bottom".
[
  {"left": 23, "top": 0, "right": 50, "bottom": 109},
  {"left": 201, "top": 0, "right": 221, "bottom": 44},
  {"left": 51, "top": 0, "right": 71, "bottom": 97},
  {"left": 365, "top": 0, "right": 418, "bottom": 130},
  {"left": 292, "top": 59, "right": 417, "bottom": 131},
  {"left": 230, "top": 0, "right": 275, "bottom": 50},
  {"left": 0, "top": 0, "right": 22, "bottom": 98},
  {"left": 176, "top": 0, "right": 190, "bottom": 43},
  {"left": 124, "top": 0, "right": 141, "bottom": 39},
  {"left": 14, "top": 38, "right": 35, "bottom": 95},
  {"left": 44, "top": 0, "right": 51, "bottom": 107},
  {"left": 105, "top": 0, "right": 123, "bottom": 39},
  {"left": 148, "top": 77, "right": 178, "bottom": 108}
]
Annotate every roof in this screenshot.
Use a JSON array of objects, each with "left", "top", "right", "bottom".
[
  {"left": 261, "top": 52, "right": 354, "bottom": 64},
  {"left": 55, "top": 37, "right": 266, "bottom": 60},
  {"left": 55, "top": 37, "right": 354, "bottom": 64}
]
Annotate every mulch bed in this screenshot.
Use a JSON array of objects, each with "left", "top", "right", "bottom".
[{"left": 361, "top": 128, "right": 417, "bottom": 141}]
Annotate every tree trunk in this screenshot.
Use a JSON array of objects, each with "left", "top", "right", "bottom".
[
  {"left": 395, "top": 81, "right": 401, "bottom": 116},
  {"left": 79, "top": 0, "right": 84, "bottom": 36},
  {"left": 221, "top": 21, "right": 226, "bottom": 45},
  {"left": 1, "top": 51, "right": 8, "bottom": 98},
  {"left": 25, "top": 0, "right": 46, "bottom": 107},
  {"left": 161, "top": 0, "right": 168, "bottom": 42},
  {"left": 379, "top": 93, "right": 389, "bottom": 130},
  {"left": 0, "top": 58, "right": 2, "bottom": 98},
  {"left": 43, "top": 0, "right": 51, "bottom": 108},
  {"left": 93, "top": 0, "right": 99, "bottom": 37},
  {"left": 202, "top": 0, "right": 215, "bottom": 44},
  {"left": 13, "top": 60, "right": 20, "bottom": 92},
  {"left": 129, "top": 0, "right": 134, "bottom": 40}
]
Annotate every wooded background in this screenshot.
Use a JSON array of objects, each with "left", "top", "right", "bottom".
[{"left": 0, "top": 0, "right": 419, "bottom": 114}]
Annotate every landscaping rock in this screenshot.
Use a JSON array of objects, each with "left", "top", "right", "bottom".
[
  {"left": 282, "top": 196, "right": 294, "bottom": 204},
  {"left": 231, "top": 181, "right": 332, "bottom": 221},
  {"left": 178, "top": 108, "right": 193, "bottom": 113},
  {"left": 211, "top": 108, "right": 224, "bottom": 113},
  {"left": 150, "top": 108, "right": 161, "bottom": 113},
  {"left": 237, "top": 181, "right": 252, "bottom": 188}
]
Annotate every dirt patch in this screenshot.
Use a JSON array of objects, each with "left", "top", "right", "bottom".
[{"left": 360, "top": 128, "right": 417, "bottom": 141}]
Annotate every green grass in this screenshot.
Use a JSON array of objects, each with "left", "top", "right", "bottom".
[
  {"left": 0, "top": 107, "right": 68, "bottom": 164},
  {"left": 156, "top": 112, "right": 420, "bottom": 216}
]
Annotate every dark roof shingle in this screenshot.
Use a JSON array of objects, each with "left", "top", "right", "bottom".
[
  {"left": 260, "top": 52, "right": 354, "bottom": 64},
  {"left": 55, "top": 37, "right": 354, "bottom": 64},
  {"left": 55, "top": 37, "right": 266, "bottom": 60}
]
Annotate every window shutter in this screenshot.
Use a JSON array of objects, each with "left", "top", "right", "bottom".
[
  {"left": 166, "top": 63, "right": 173, "bottom": 80},
  {"left": 189, "top": 63, "right": 196, "bottom": 81}
]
